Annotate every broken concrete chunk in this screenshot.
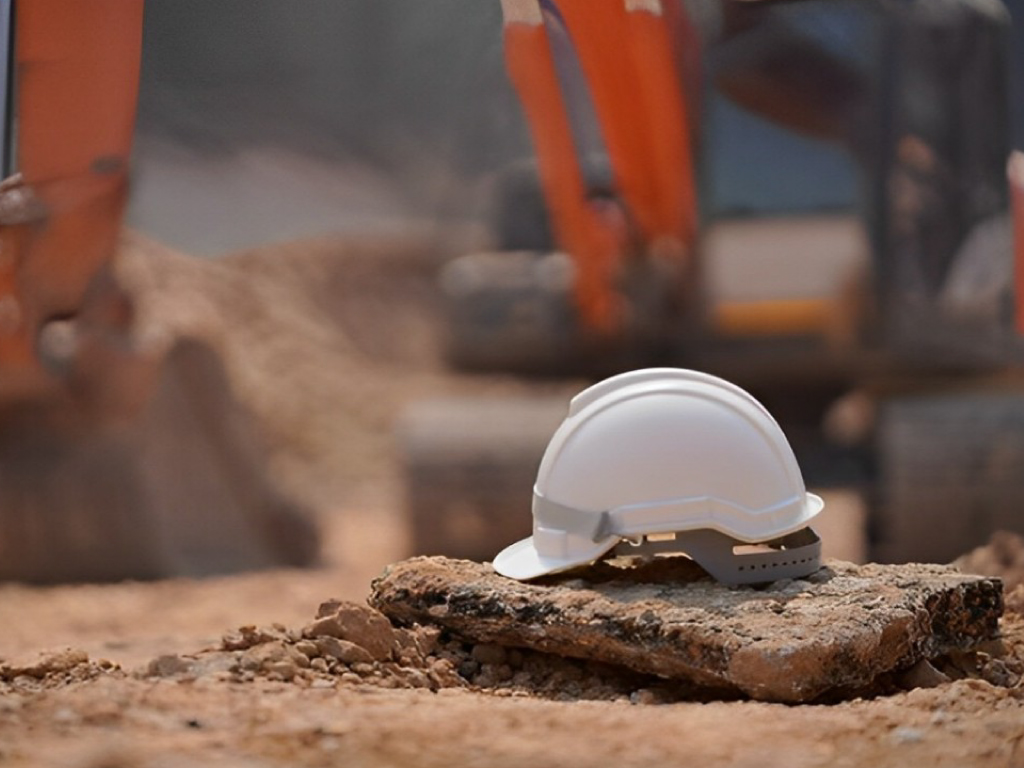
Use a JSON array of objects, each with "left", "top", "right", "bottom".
[
  {"left": 315, "top": 637, "right": 375, "bottom": 665},
  {"left": 302, "top": 601, "right": 396, "bottom": 661},
  {"left": 369, "top": 557, "right": 1002, "bottom": 703},
  {"left": 221, "top": 624, "right": 289, "bottom": 652}
]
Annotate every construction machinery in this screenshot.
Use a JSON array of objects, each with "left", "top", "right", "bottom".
[
  {"left": 3, "top": 0, "right": 1017, "bottom": 579},
  {"left": 0, "top": 0, "right": 318, "bottom": 582},
  {"left": 402, "top": 0, "right": 1024, "bottom": 565}
]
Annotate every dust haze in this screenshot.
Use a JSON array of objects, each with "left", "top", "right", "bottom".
[{"left": 129, "top": 1, "right": 529, "bottom": 253}]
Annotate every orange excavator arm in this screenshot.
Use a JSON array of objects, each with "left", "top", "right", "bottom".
[
  {"left": 0, "top": 2, "right": 321, "bottom": 584},
  {"left": 0, "top": 0, "right": 143, "bottom": 384},
  {"left": 500, "top": 0, "right": 624, "bottom": 331},
  {"left": 499, "top": 0, "right": 698, "bottom": 331}
]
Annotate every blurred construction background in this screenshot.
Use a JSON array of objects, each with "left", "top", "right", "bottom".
[
  {"left": 5, "top": 0, "right": 1024, "bottom": 584},
  {"left": 127, "top": 0, "right": 1024, "bottom": 571},
  {"left": 130, "top": 0, "right": 1024, "bottom": 252}
]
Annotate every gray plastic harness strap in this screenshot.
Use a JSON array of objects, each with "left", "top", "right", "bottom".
[
  {"left": 611, "top": 527, "right": 822, "bottom": 585},
  {"left": 533, "top": 495, "right": 613, "bottom": 541}
]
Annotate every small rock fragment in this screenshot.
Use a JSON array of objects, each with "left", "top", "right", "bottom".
[
  {"left": 222, "top": 625, "right": 286, "bottom": 652},
  {"left": 897, "top": 659, "right": 950, "bottom": 690},
  {"left": 979, "top": 657, "right": 1019, "bottom": 688},
  {"left": 239, "top": 641, "right": 307, "bottom": 677},
  {"left": 303, "top": 602, "right": 396, "bottom": 661},
  {"left": 145, "top": 655, "right": 195, "bottom": 679},
  {"left": 630, "top": 689, "right": 659, "bottom": 705},
  {"left": 315, "top": 637, "right": 374, "bottom": 666},
  {"left": 471, "top": 644, "right": 507, "bottom": 667},
  {"left": 457, "top": 660, "right": 479, "bottom": 680},
  {"left": 414, "top": 626, "right": 442, "bottom": 657},
  {"left": 266, "top": 661, "right": 299, "bottom": 681},
  {"left": 294, "top": 640, "right": 320, "bottom": 659},
  {"left": 429, "top": 659, "right": 463, "bottom": 688}
]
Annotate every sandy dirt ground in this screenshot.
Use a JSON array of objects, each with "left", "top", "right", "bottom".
[{"left": 1, "top": 232, "right": 1022, "bottom": 768}]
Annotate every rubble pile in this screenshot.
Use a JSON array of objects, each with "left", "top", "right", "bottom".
[
  {"left": 139, "top": 599, "right": 673, "bottom": 701},
  {"left": 130, "top": 554, "right": 1022, "bottom": 705},
  {"left": 0, "top": 649, "right": 119, "bottom": 693},
  {"left": 430, "top": 641, "right": 685, "bottom": 702},
  {"left": 144, "top": 599, "right": 463, "bottom": 691}
]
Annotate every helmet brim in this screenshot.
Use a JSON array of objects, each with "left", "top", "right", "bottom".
[
  {"left": 492, "top": 536, "right": 618, "bottom": 580},
  {"left": 493, "top": 492, "right": 826, "bottom": 581},
  {"left": 805, "top": 491, "right": 825, "bottom": 521}
]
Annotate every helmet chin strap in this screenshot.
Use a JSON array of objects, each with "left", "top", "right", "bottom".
[
  {"left": 610, "top": 527, "right": 822, "bottom": 585},
  {"left": 533, "top": 491, "right": 819, "bottom": 549}
]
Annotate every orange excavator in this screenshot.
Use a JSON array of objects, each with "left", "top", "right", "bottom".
[
  {"left": 0, "top": 1, "right": 318, "bottom": 582},
  {"left": 410, "top": 0, "right": 1024, "bottom": 565}
]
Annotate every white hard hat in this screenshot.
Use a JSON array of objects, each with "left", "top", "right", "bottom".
[{"left": 493, "top": 368, "right": 824, "bottom": 584}]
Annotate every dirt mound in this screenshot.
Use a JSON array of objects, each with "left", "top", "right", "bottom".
[
  {"left": 114, "top": 229, "right": 573, "bottom": 514},
  {"left": 114, "top": 230, "right": 449, "bottom": 510},
  {"left": 119, "top": 585, "right": 1024, "bottom": 707}
]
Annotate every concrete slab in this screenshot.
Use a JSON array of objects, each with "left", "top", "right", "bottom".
[{"left": 370, "top": 556, "right": 1002, "bottom": 703}]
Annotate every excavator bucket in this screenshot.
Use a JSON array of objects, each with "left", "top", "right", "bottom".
[
  {"left": 0, "top": 1, "right": 318, "bottom": 583},
  {"left": 0, "top": 329, "right": 320, "bottom": 584}
]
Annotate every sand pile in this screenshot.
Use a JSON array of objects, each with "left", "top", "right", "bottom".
[{"left": 113, "top": 229, "right": 572, "bottom": 516}]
